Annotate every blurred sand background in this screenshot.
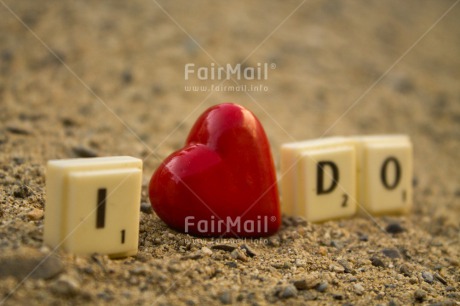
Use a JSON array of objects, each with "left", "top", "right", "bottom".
[{"left": 0, "top": 0, "right": 459, "bottom": 305}]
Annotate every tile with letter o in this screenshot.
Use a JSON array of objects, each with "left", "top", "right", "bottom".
[{"left": 351, "top": 135, "right": 413, "bottom": 215}]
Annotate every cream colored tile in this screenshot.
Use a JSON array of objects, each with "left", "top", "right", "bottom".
[
  {"left": 65, "top": 168, "right": 141, "bottom": 256},
  {"left": 44, "top": 156, "right": 142, "bottom": 257},
  {"left": 359, "top": 140, "right": 413, "bottom": 214},
  {"left": 298, "top": 146, "right": 357, "bottom": 222},
  {"left": 280, "top": 137, "right": 349, "bottom": 216},
  {"left": 349, "top": 135, "right": 410, "bottom": 213}
]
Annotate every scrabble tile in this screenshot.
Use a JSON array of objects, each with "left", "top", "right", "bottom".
[
  {"left": 351, "top": 136, "right": 412, "bottom": 215},
  {"left": 297, "top": 146, "right": 357, "bottom": 222},
  {"left": 280, "top": 137, "right": 350, "bottom": 217},
  {"left": 44, "top": 156, "right": 142, "bottom": 257}
]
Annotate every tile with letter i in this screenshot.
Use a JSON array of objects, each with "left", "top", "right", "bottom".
[
  {"left": 351, "top": 135, "right": 413, "bottom": 215},
  {"left": 44, "top": 156, "right": 142, "bottom": 258}
]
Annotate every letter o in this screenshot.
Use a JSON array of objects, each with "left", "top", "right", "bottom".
[{"left": 380, "top": 157, "right": 401, "bottom": 190}]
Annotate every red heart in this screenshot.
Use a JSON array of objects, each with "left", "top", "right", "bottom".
[{"left": 149, "top": 103, "right": 281, "bottom": 237}]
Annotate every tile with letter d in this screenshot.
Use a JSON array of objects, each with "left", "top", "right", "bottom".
[
  {"left": 298, "top": 145, "right": 357, "bottom": 222},
  {"left": 280, "top": 137, "right": 350, "bottom": 217},
  {"left": 44, "top": 156, "right": 142, "bottom": 258}
]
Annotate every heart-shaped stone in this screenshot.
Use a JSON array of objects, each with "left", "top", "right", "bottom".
[{"left": 149, "top": 103, "right": 281, "bottom": 237}]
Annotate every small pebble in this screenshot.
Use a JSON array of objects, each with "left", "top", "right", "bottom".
[
  {"left": 332, "top": 293, "right": 344, "bottom": 300},
  {"left": 140, "top": 202, "right": 152, "bottom": 214},
  {"left": 316, "top": 281, "right": 328, "bottom": 292},
  {"left": 388, "top": 300, "right": 398, "bottom": 306},
  {"left": 27, "top": 208, "right": 44, "bottom": 220},
  {"left": 167, "top": 263, "right": 182, "bottom": 273},
  {"left": 225, "top": 262, "right": 238, "bottom": 268},
  {"left": 61, "top": 117, "right": 78, "bottom": 127},
  {"left": 399, "top": 248, "right": 412, "bottom": 260},
  {"left": 291, "top": 216, "right": 307, "bottom": 226},
  {"left": 1, "top": 49, "right": 12, "bottom": 62},
  {"left": 318, "top": 247, "right": 327, "bottom": 256},
  {"left": 282, "top": 217, "right": 293, "bottom": 227},
  {"left": 97, "top": 291, "right": 114, "bottom": 301},
  {"left": 121, "top": 70, "right": 133, "bottom": 84},
  {"left": 447, "top": 292, "right": 460, "bottom": 300},
  {"left": 0, "top": 133, "right": 7, "bottom": 144},
  {"left": 329, "top": 264, "right": 345, "bottom": 273},
  {"left": 272, "top": 262, "right": 291, "bottom": 269},
  {"left": 331, "top": 240, "right": 343, "bottom": 249},
  {"left": 433, "top": 264, "right": 443, "bottom": 270},
  {"left": 72, "top": 146, "right": 98, "bottom": 158},
  {"left": 358, "top": 233, "right": 368, "bottom": 242},
  {"left": 353, "top": 283, "right": 365, "bottom": 295},
  {"left": 13, "top": 185, "right": 32, "bottom": 199},
  {"left": 422, "top": 271, "right": 433, "bottom": 284},
  {"left": 82, "top": 266, "right": 94, "bottom": 275},
  {"left": 240, "top": 244, "right": 257, "bottom": 257},
  {"left": 218, "top": 290, "right": 232, "bottom": 305},
  {"left": 6, "top": 125, "right": 31, "bottom": 135},
  {"left": 230, "top": 249, "right": 248, "bottom": 262},
  {"left": 293, "top": 279, "right": 308, "bottom": 291},
  {"left": 392, "top": 75, "right": 415, "bottom": 94},
  {"left": 304, "top": 291, "right": 318, "bottom": 301},
  {"left": 182, "top": 252, "right": 202, "bottom": 260},
  {"left": 455, "top": 189, "right": 460, "bottom": 197},
  {"left": 278, "top": 285, "right": 297, "bottom": 299},
  {"left": 449, "top": 258, "right": 459, "bottom": 266},
  {"left": 293, "top": 275, "right": 320, "bottom": 290},
  {"left": 434, "top": 273, "right": 447, "bottom": 285},
  {"left": 0, "top": 247, "right": 63, "bottom": 279},
  {"left": 399, "top": 264, "right": 412, "bottom": 277},
  {"left": 201, "top": 247, "right": 213, "bottom": 256},
  {"left": 371, "top": 256, "right": 385, "bottom": 268},
  {"left": 294, "top": 259, "right": 306, "bottom": 267},
  {"left": 211, "top": 244, "right": 237, "bottom": 252},
  {"left": 268, "top": 236, "right": 280, "bottom": 247},
  {"left": 382, "top": 248, "right": 401, "bottom": 259},
  {"left": 414, "top": 289, "right": 426, "bottom": 302},
  {"left": 51, "top": 274, "right": 80, "bottom": 296},
  {"left": 129, "top": 266, "right": 148, "bottom": 276},
  {"left": 338, "top": 259, "right": 354, "bottom": 273},
  {"left": 385, "top": 222, "right": 405, "bottom": 234},
  {"left": 12, "top": 156, "right": 25, "bottom": 165}
]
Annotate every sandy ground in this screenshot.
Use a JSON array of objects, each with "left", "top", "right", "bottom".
[{"left": 0, "top": 0, "right": 459, "bottom": 305}]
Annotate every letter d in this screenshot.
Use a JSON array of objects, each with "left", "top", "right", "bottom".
[{"left": 317, "top": 161, "right": 339, "bottom": 195}]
